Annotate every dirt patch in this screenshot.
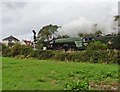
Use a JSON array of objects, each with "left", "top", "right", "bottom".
[{"left": 89, "top": 81, "right": 118, "bottom": 90}]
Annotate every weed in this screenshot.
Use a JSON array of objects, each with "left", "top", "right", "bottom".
[{"left": 64, "top": 80, "right": 89, "bottom": 91}]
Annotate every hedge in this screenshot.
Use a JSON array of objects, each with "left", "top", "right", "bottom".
[
  {"left": 30, "top": 49, "right": 119, "bottom": 64},
  {"left": 2, "top": 43, "right": 119, "bottom": 64}
]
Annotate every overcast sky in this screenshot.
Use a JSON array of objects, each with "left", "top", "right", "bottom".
[{"left": 1, "top": 0, "right": 119, "bottom": 41}]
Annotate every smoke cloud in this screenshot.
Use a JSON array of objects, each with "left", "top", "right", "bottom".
[{"left": 58, "top": 2, "right": 118, "bottom": 36}]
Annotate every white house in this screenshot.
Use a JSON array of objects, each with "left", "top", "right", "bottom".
[{"left": 2, "top": 35, "right": 20, "bottom": 46}]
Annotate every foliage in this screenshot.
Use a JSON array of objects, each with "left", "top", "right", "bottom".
[
  {"left": 86, "top": 41, "right": 108, "bottom": 50},
  {"left": 37, "top": 24, "right": 60, "bottom": 47},
  {"left": 2, "top": 44, "right": 11, "bottom": 57},
  {"left": 28, "top": 49, "right": 118, "bottom": 64},
  {"left": 78, "top": 33, "right": 93, "bottom": 37},
  {"left": 78, "top": 30, "right": 102, "bottom": 37},
  {"left": 3, "top": 43, "right": 33, "bottom": 58},
  {"left": 64, "top": 80, "right": 89, "bottom": 91},
  {"left": 30, "top": 50, "right": 55, "bottom": 60},
  {"left": 19, "top": 45, "right": 32, "bottom": 57},
  {"left": 57, "top": 34, "right": 70, "bottom": 38},
  {"left": 114, "top": 15, "right": 120, "bottom": 21},
  {"left": 10, "top": 43, "right": 21, "bottom": 57},
  {"left": 0, "top": 43, "right": 2, "bottom": 52},
  {"left": 2, "top": 41, "right": 118, "bottom": 64},
  {"left": 36, "top": 40, "right": 44, "bottom": 49}
]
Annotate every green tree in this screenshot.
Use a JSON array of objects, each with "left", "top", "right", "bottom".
[
  {"left": 114, "top": 15, "right": 120, "bottom": 35},
  {"left": 78, "top": 33, "right": 84, "bottom": 37},
  {"left": 38, "top": 24, "right": 59, "bottom": 41},
  {"left": 37, "top": 24, "right": 60, "bottom": 48},
  {"left": 57, "top": 34, "right": 69, "bottom": 38},
  {"left": 78, "top": 33, "right": 93, "bottom": 37},
  {"left": 93, "top": 30, "right": 102, "bottom": 36},
  {"left": 114, "top": 15, "right": 120, "bottom": 21},
  {"left": 78, "top": 30, "right": 102, "bottom": 37}
]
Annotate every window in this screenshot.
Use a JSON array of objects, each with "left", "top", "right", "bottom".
[{"left": 8, "top": 39, "right": 12, "bottom": 43}]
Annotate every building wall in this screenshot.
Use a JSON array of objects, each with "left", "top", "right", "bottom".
[{"left": 3, "top": 40, "right": 19, "bottom": 46}]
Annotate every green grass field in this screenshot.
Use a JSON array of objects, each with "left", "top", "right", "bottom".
[{"left": 2, "top": 57, "right": 118, "bottom": 90}]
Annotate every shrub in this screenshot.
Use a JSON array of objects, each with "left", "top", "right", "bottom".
[
  {"left": 107, "top": 49, "right": 118, "bottom": 64},
  {"left": 19, "top": 45, "right": 32, "bottom": 57},
  {"left": 2, "top": 44, "right": 11, "bottom": 57},
  {"left": 10, "top": 44, "right": 33, "bottom": 57},
  {"left": 85, "top": 41, "right": 116, "bottom": 63},
  {"left": 86, "top": 41, "right": 108, "bottom": 51},
  {"left": 64, "top": 80, "right": 89, "bottom": 91},
  {"left": 10, "top": 43, "right": 21, "bottom": 57},
  {"left": 30, "top": 50, "right": 39, "bottom": 58},
  {"left": 0, "top": 44, "right": 1, "bottom": 56},
  {"left": 30, "top": 50, "right": 55, "bottom": 60},
  {"left": 15, "top": 55, "right": 25, "bottom": 59}
]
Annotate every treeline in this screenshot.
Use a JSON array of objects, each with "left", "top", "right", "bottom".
[{"left": 2, "top": 41, "right": 119, "bottom": 64}]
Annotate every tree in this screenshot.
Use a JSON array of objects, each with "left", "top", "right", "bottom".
[
  {"left": 78, "top": 30, "right": 102, "bottom": 37},
  {"left": 78, "top": 33, "right": 93, "bottom": 37},
  {"left": 78, "top": 33, "right": 84, "bottom": 37},
  {"left": 57, "top": 34, "right": 69, "bottom": 38},
  {"left": 37, "top": 24, "right": 60, "bottom": 48},
  {"left": 114, "top": 15, "right": 120, "bottom": 21},
  {"left": 93, "top": 30, "right": 102, "bottom": 36},
  {"left": 92, "top": 24, "right": 102, "bottom": 36},
  {"left": 114, "top": 15, "right": 120, "bottom": 35}
]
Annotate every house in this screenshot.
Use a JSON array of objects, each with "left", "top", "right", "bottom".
[
  {"left": 2, "top": 35, "right": 20, "bottom": 46},
  {"left": 21, "top": 40, "right": 33, "bottom": 46}
]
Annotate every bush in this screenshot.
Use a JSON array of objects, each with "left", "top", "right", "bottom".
[
  {"left": 107, "top": 49, "right": 118, "bottom": 63},
  {"left": 64, "top": 80, "right": 89, "bottom": 91},
  {"left": 19, "top": 45, "right": 32, "bottom": 57},
  {"left": 10, "top": 44, "right": 33, "bottom": 57},
  {"left": 10, "top": 43, "right": 21, "bottom": 57},
  {"left": 30, "top": 50, "right": 55, "bottom": 60},
  {"left": 30, "top": 50, "right": 38, "bottom": 58},
  {"left": 15, "top": 55, "right": 25, "bottom": 59},
  {"left": 85, "top": 41, "right": 118, "bottom": 63},
  {"left": 0, "top": 44, "right": 1, "bottom": 56},
  {"left": 86, "top": 41, "right": 108, "bottom": 51},
  {"left": 2, "top": 44, "right": 11, "bottom": 57}
]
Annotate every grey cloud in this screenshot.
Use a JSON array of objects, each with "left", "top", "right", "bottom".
[
  {"left": 1, "top": 2, "right": 118, "bottom": 41},
  {"left": 2, "top": 2, "right": 26, "bottom": 10}
]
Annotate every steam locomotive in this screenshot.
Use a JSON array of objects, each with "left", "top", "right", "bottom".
[{"left": 47, "top": 35, "right": 120, "bottom": 50}]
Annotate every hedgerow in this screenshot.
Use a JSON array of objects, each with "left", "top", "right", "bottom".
[{"left": 2, "top": 42, "right": 119, "bottom": 64}]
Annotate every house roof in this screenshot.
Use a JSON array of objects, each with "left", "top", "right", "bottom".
[
  {"left": 2, "top": 35, "right": 20, "bottom": 41},
  {"left": 22, "top": 40, "right": 33, "bottom": 45}
]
